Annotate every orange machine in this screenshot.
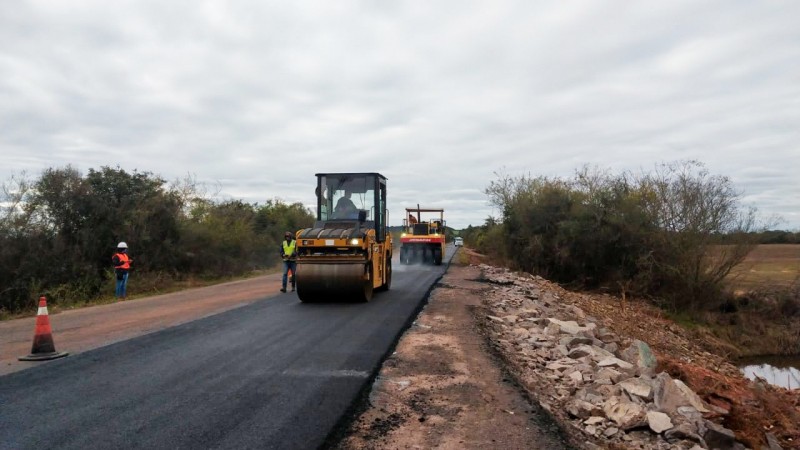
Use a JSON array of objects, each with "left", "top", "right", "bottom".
[{"left": 399, "top": 207, "right": 445, "bottom": 265}]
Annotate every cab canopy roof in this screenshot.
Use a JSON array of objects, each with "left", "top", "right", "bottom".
[
  {"left": 315, "top": 172, "right": 387, "bottom": 180},
  {"left": 405, "top": 207, "right": 444, "bottom": 213},
  {"left": 317, "top": 173, "right": 387, "bottom": 195}
]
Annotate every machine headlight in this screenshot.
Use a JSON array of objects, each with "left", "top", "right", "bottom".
[
  {"left": 401, "top": 232, "right": 407, "bottom": 237},
  {"left": 350, "top": 238, "right": 360, "bottom": 245}
]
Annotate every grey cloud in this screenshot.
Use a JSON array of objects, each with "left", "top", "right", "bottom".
[{"left": 1, "top": 0, "right": 798, "bottom": 229}]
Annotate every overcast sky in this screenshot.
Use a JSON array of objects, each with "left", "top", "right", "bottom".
[{"left": 1, "top": 1, "right": 798, "bottom": 229}]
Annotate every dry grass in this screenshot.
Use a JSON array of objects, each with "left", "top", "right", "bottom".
[
  {"left": 451, "top": 247, "right": 473, "bottom": 266},
  {"left": 704, "top": 310, "right": 800, "bottom": 357},
  {"left": 714, "top": 245, "right": 800, "bottom": 355},
  {"left": 1, "top": 266, "right": 282, "bottom": 321},
  {"left": 726, "top": 244, "right": 800, "bottom": 292}
]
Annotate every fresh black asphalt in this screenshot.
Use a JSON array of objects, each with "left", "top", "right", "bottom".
[{"left": 0, "top": 249, "right": 455, "bottom": 450}]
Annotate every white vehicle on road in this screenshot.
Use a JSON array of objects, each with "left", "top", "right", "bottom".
[{"left": 454, "top": 237, "right": 464, "bottom": 247}]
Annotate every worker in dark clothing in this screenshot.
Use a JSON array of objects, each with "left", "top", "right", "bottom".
[{"left": 334, "top": 190, "right": 358, "bottom": 219}]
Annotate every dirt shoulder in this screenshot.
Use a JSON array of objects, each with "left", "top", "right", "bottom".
[
  {"left": 336, "top": 261, "right": 573, "bottom": 450},
  {"left": 1, "top": 272, "right": 284, "bottom": 375}
]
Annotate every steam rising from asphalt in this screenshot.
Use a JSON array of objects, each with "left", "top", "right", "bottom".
[{"left": 392, "top": 244, "right": 456, "bottom": 272}]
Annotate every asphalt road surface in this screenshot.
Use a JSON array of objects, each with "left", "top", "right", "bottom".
[{"left": 0, "top": 248, "right": 455, "bottom": 450}]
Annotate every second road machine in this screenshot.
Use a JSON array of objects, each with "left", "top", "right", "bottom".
[
  {"left": 294, "top": 173, "right": 392, "bottom": 302},
  {"left": 399, "top": 207, "right": 446, "bottom": 265}
]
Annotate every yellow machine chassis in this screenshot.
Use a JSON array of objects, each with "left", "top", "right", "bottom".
[{"left": 295, "top": 227, "right": 391, "bottom": 302}]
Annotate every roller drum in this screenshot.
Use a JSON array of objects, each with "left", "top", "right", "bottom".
[{"left": 296, "top": 262, "right": 373, "bottom": 303}]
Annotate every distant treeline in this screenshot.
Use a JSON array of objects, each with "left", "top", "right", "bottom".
[
  {"left": 0, "top": 166, "right": 314, "bottom": 314},
  {"left": 460, "top": 161, "right": 763, "bottom": 311},
  {"left": 739, "top": 230, "right": 800, "bottom": 244}
]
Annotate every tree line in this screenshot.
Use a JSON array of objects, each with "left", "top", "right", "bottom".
[
  {"left": 739, "top": 230, "right": 800, "bottom": 244},
  {"left": 461, "top": 161, "right": 763, "bottom": 311},
  {"left": 0, "top": 166, "right": 314, "bottom": 314}
]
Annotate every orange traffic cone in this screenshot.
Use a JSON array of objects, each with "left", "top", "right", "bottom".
[{"left": 18, "top": 296, "right": 69, "bottom": 361}]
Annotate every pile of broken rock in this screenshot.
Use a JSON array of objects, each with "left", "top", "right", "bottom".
[{"left": 477, "top": 264, "right": 784, "bottom": 450}]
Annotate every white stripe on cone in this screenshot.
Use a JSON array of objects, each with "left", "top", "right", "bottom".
[{"left": 37, "top": 306, "right": 48, "bottom": 315}]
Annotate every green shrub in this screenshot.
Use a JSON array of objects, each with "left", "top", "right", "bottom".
[
  {"left": 0, "top": 167, "right": 314, "bottom": 314},
  {"left": 483, "top": 162, "right": 758, "bottom": 311}
]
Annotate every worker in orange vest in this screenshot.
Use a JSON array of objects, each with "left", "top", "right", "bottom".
[{"left": 112, "top": 241, "right": 133, "bottom": 299}]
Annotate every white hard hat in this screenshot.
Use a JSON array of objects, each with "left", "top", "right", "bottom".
[{"left": 117, "top": 242, "right": 128, "bottom": 249}]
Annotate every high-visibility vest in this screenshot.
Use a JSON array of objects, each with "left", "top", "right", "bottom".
[
  {"left": 113, "top": 252, "right": 130, "bottom": 270},
  {"left": 282, "top": 240, "right": 296, "bottom": 259}
]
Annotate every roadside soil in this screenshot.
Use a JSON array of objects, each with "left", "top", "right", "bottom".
[
  {"left": 335, "top": 258, "right": 573, "bottom": 450},
  {"left": 1, "top": 272, "right": 285, "bottom": 375}
]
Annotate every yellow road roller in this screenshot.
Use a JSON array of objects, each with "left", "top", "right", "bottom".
[{"left": 295, "top": 173, "right": 392, "bottom": 302}]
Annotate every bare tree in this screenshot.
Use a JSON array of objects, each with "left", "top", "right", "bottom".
[
  {"left": 635, "top": 161, "right": 758, "bottom": 309},
  {"left": 0, "top": 171, "right": 35, "bottom": 234}
]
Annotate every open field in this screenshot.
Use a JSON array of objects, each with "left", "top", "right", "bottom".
[{"left": 726, "top": 244, "right": 800, "bottom": 292}]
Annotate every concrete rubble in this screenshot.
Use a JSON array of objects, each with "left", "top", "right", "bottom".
[{"left": 476, "top": 264, "right": 773, "bottom": 450}]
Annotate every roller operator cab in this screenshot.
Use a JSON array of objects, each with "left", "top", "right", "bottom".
[
  {"left": 294, "top": 173, "right": 392, "bottom": 302},
  {"left": 400, "top": 207, "right": 446, "bottom": 265}
]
